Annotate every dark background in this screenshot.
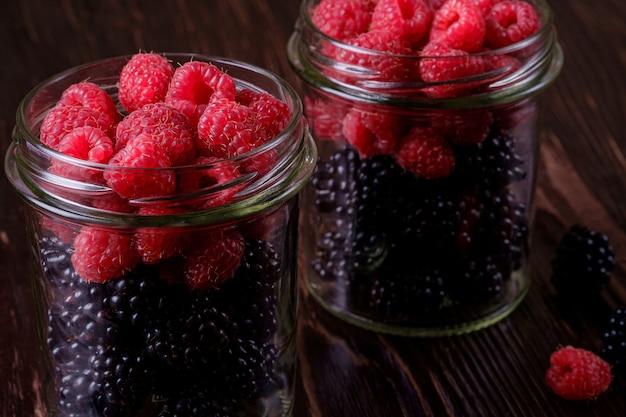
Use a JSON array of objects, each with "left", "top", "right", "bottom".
[{"left": 1, "top": 1, "right": 625, "bottom": 416}]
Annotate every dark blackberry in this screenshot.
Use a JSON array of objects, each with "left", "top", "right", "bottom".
[
  {"left": 551, "top": 225, "right": 615, "bottom": 296},
  {"left": 454, "top": 129, "right": 525, "bottom": 189},
  {"left": 144, "top": 288, "right": 234, "bottom": 374},
  {"left": 158, "top": 384, "right": 238, "bottom": 417},
  {"left": 311, "top": 230, "right": 355, "bottom": 282},
  {"left": 310, "top": 147, "right": 358, "bottom": 215},
  {"left": 370, "top": 267, "right": 448, "bottom": 319},
  {"left": 451, "top": 255, "right": 507, "bottom": 304},
  {"left": 600, "top": 308, "right": 626, "bottom": 372}
]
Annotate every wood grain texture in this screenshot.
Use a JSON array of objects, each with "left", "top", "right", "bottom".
[{"left": 1, "top": 1, "right": 625, "bottom": 416}]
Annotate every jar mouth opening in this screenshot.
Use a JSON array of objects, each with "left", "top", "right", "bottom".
[
  {"left": 8, "top": 54, "right": 317, "bottom": 225},
  {"left": 289, "top": 0, "right": 562, "bottom": 105}
]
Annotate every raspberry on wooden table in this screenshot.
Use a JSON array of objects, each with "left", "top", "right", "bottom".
[
  {"left": 545, "top": 346, "right": 612, "bottom": 401},
  {"left": 165, "top": 60, "right": 237, "bottom": 127},
  {"left": 118, "top": 52, "right": 175, "bottom": 113}
]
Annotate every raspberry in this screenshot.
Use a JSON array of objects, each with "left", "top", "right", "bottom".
[
  {"left": 419, "top": 41, "right": 486, "bottom": 98},
  {"left": 335, "top": 30, "right": 415, "bottom": 81},
  {"left": 104, "top": 133, "right": 177, "bottom": 200},
  {"left": 304, "top": 96, "right": 346, "bottom": 142},
  {"left": 71, "top": 226, "right": 139, "bottom": 283},
  {"left": 56, "top": 82, "right": 119, "bottom": 126},
  {"left": 430, "top": 110, "right": 492, "bottom": 145},
  {"left": 196, "top": 99, "right": 265, "bottom": 159},
  {"left": 114, "top": 102, "right": 196, "bottom": 165},
  {"left": 235, "top": 88, "right": 292, "bottom": 138},
  {"left": 472, "top": 0, "right": 497, "bottom": 16},
  {"left": 550, "top": 225, "right": 615, "bottom": 297},
  {"left": 133, "top": 206, "right": 188, "bottom": 264},
  {"left": 485, "top": 0, "right": 541, "bottom": 48},
  {"left": 40, "top": 105, "right": 115, "bottom": 149},
  {"left": 370, "top": 0, "right": 432, "bottom": 43},
  {"left": 165, "top": 61, "right": 236, "bottom": 127},
  {"left": 177, "top": 156, "right": 244, "bottom": 209},
  {"left": 50, "top": 126, "right": 114, "bottom": 182},
  {"left": 341, "top": 108, "right": 402, "bottom": 157},
  {"left": 118, "top": 52, "right": 175, "bottom": 113},
  {"left": 183, "top": 229, "right": 245, "bottom": 290},
  {"left": 395, "top": 125, "right": 455, "bottom": 178},
  {"left": 311, "top": 0, "right": 373, "bottom": 41},
  {"left": 545, "top": 346, "right": 612, "bottom": 401},
  {"left": 429, "top": 0, "right": 486, "bottom": 52}
]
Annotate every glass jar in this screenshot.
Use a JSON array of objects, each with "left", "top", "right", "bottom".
[
  {"left": 288, "top": 0, "right": 563, "bottom": 336},
  {"left": 4, "top": 54, "right": 316, "bottom": 416}
]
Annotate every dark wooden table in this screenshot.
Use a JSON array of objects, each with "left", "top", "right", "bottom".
[{"left": 1, "top": 1, "right": 625, "bottom": 416}]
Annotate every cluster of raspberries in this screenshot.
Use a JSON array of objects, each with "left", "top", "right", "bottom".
[
  {"left": 306, "top": 0, "right": 542, "bottom": 179},
  {"left": 38, "top": 52, "right": 292, "bottom": 286},
  {"left": 311, "top": 0, "right": 541, "bottom": 95}
]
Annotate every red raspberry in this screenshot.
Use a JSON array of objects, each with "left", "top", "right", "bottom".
[
  {"left": 118, "top": 52, "right": 175, "bottom": 113},
  {"left": 545, "top": 346, "right": 612, "bottom": 401},
  {"left": 485, "top": 0, "right": 541, "bottom": 48},
  {"left": 395, "top": 125, "right": 455, "bottom": 178},
  {"left": 40, "top": 215, "right": 75, "bottom": 244},
  {"left": 40, "top": 105, "right": 114, "bottom": 149},
  {"left": 183, "top": 229, "right": 245, "bottom": 290},
  {"left": 196, "top": 99, "right": 265, "bottom": 159},
  {"left": 304, "top": 96, "right": 346, "bottom": 142},
  {"left": 72, "top": 226, "right": 139, "bottom": 283},
  {"left": 165, "top": 61, "right": 236, "bottom": 127},
  {"left": 471, "top": 0, "right": 499, "bottom": 16},
  {"left": 50, "top": 126, "right": 114, "bottom": 182},
  {"left": 342, "top": 108, "right": 402, "bottom": 157},
  {"left": 104, "top": 133, "right": 177, "bottom": 200},
  {"left": 370, "top": 0, "right": 432, "bottom": 43},
  {"left": 430, "top": 110, "right": 493, "bottom": 145},
  {"left": 484, "top": 53, "right": 522, "bottom": 76},
  {"left": 419, "top": 41, "right": 486, "bottom": 98},
  {"left": 235, "top": 88, "right": 292, "bottom": 138},
  {"left": 56, "top": 82, "right": 119, "bottom": 126},
  {"left": 334, "top": 30, "right": 415, "bottom": 81},
  {"left": 134, "top": 206, "right": 188, "bottom": 264},
  {"left": 177, "top": 156, "right": 244, "bottom": 209},
  {"left": 115, "top": 103, "right": 196, "bottom": 165},
  {"left": 311, "top": 0, "right": 373, "bottom": 41},
  {"left": 429, "top": 0, "right": 486, "bottom": 52}
]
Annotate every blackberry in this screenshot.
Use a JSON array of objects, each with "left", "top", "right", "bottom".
[
  {"left": 451, "top": 255, "right": 507, "bottom": 304},
  {"left": 370, "top": 267, "right": 448, "bottom": 319},
  {"left": 551, "top": 225, "right": 615, "bottom": 296},
  {"left": 454, "top": 129, "right": 525, "bottom": 189},
  {"left": 600, "top": 308, "right": 626, "bottom": 372},
  {"left": 310, "top": 147, "right": 358, "bottom": 215},
  {"left": 311, "top": 230, "right": 355, "bottom": 282}
]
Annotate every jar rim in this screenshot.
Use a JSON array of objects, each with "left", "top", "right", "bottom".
[
  {"left": 288, "top": 0, "right": 563, "bottom": 108},
  {"left": 6, "top": 53, "right": 317, "bottom": 227}
]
